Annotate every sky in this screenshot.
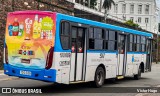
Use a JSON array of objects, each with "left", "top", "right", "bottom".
[
  {"left": 156, "top": 0, "right": 160, "bottom": 22},
  {"left": 157, "top": 0, "right": 160, "bottom": 8}
]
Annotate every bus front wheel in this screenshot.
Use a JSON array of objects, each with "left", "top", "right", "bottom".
[
  {"left": 93, "top": 66, "right": 105, "bottom": 88},
  {"left": 134, "top": 66, "right": 141, "bottom": 80}
]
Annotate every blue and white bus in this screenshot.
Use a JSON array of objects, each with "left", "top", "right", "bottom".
[{"left": 4, "top": 11, "right": 153, "bottom": 87}]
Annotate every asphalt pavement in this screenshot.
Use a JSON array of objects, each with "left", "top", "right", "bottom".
[{"left": 0, "top": 64, "right": 160, "bottom": 96}]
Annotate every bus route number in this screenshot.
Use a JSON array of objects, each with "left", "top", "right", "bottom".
[{"left": 100, "top": 53, "right": 105, "bottom": 58}]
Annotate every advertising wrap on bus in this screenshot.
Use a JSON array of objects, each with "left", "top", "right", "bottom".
[{"left": 5, "top": 11, "right": 56, "bottom": 69}]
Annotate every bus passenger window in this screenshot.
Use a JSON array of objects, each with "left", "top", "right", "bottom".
[
  {"left": 89, "top": 27, "right": 94, "bottom": 49},
  {"left": 108, "top": 41, "right": 116, "bottom": 50},
  {"left": 108, "top": 30, "right": 117, "bottom": 50},
  {"left": 136, "top": 35, "right": 141, "bottom": 52},
  {"left": 95, "top": 39, "right": 103, "bottom": 49},
  {"left": 133, "top": 35, "right": 137, "bottom": 51},
  {"left": 104, "top": 30, "right": 109, "bottom": 49},
  {"left": 60, "top": 22, "right": 70, "bottom": 49},
  {"left": 94, "top": 28, "right": 104, "bottom": 49},
  {"left": 141, "top": 36, "right": 146, "bottom": 52},
  {"left": 129, "top": 34, "right": 134, "bottom": 51}
]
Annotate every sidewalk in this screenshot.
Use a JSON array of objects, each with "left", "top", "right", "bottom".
[{"left": 0, "top": 70, "right": 4, "bottom": 74}]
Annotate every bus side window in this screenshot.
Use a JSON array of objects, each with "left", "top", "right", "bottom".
[
  {"left": 104, "top": 30, "right": 109, "bottom": 49},
  {"left": 89, "top": 27, "right": 94, "bottom": 49},
  {"left": 129, "top": 34, "right": 134, "bottom": 51},
  {"left": 136, "top": 35, "right": 141, "bottom": 52},
  {"left": 133, "top": 35, "right": 137, "bottom": 51},
  {"left": 60, "top": 21, "right": 70, "bottom": 49},
  {"left": 141, "top": 36, "right": 146, "bottom": 52},
  {"left": 94, "top": 28, "right": 103, "bottom": 49},
  {"left": 108, "top": 30, "right": 117, "bottom": 50}
]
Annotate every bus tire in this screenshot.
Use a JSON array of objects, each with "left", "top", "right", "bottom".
[
  {"left": 93, "top": 66, "right": 105, "bottom": 88},
  {"left": 134, "top": 66, "right": 141, "bottom": 80}
]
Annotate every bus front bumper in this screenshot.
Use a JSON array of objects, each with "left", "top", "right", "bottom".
[{"left": 4, "top": 64, "right": 56, "bottom": 82}]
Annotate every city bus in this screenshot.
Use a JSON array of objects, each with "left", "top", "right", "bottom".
[{"left": 4, "top": 10, "right": 153, "bottom": 87}]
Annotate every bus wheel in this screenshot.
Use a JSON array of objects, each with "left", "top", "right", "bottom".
[
  {"left": 93, "top": 67, "right": 105, "bottom": 88},
  {"left": 134, "top": 66, "right": 141, "bottom": 80}
]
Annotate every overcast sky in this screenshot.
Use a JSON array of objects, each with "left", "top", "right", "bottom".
[
  {"left": 157, "top": 0, "right": 160, "bottom": 8},
  {"left": 156, "top": 0, "right": 160, "bottom": 23}
]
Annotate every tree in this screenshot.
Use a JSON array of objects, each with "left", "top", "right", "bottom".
[
  {"left": 102, "top": 0, "right": 115, "bottom": 22},
  {"left": 90, "top": 0, "right": 97, "bottom": 10},
  {"left": 124, "top": 20, "right": 140, "bottom": 28}
]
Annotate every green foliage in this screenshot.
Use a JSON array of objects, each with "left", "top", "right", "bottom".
[
  {"left": 124, "top": 20, "right": 140, "bottom": 28},
  {"left": 103, "top": 0, "right": 115, "bottom": 10},
  {"left": 90, "top": 0, "right": 97, "bottom": 9}
]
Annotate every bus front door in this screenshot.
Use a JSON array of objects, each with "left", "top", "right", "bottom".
[
  {"left": 118, "top": 34, "right": 127, "bottom": 76},
  {"left": 70, "top": 27, "right": 86, "bottom": 81}
]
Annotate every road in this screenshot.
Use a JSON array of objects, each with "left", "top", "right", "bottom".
[{"left": 0, "top": 64, "right": 160, "bottom": 96}]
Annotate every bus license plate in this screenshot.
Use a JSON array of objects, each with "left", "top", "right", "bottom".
[
  {"left": 20, "top": 70, "right": 31, "bottom": 76},
  {"left": 21, "top": 59, "right": 30, "bottom": 64}
]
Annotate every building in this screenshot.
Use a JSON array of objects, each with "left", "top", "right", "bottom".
[
  {"left": 108, "top": 0, "right": 159, "bottom": 33},
  {"left": 67, "top": 0, "right": 159, "bottom": 33},
  {"left": 66, "top": 0, "right": 160, "bottom": 62}
]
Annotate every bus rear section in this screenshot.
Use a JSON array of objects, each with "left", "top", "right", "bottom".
[{"left": 4, "top": 11, "right": 56, "bottom": 82}]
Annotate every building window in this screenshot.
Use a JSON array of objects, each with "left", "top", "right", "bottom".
[
  {"left": 114, "top": 4, "right": 118, "bottom": 13},
  {"left": 75, "top": 0, "right": 83, "bottom": 5},
  {"left": 145, "top": 5, "right": 149, "bottom": 14},
  {"left": 145, "top": 18, "right": 149, "bottom": 23},
  {"left": 122, "top": 15, "right": 126, "bottom": 20},
  {"left": 130, "top": 17, "right": 134, "bottom": 21},
  {"left": 130, "top": 4, "right": 134, "bottom": 14},
  {"left": 122, "top": 4, "right": 126, "bottom": 13},
  {"left": 138, "top": 5, "right": 142, "bottom": 14},
  {"left": 138, "top": 17, "right": 141, "bottom": 23}
]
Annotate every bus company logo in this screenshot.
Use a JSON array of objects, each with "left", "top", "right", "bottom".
[{"left": 2, "top": 88, "right": 11, "bottom": 93}]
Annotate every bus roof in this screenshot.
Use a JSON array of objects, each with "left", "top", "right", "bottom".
[{"left": 57, "top": 13, "right": 153, "bottom": 38}]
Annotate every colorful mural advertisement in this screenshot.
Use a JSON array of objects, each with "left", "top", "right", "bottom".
[{"left": 5, "top": 11, "right": 56, "bottom": 69}]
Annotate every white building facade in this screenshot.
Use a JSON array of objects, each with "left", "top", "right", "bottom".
[
  {"left": 67, "top": 0, "right": 159, "bottom": 33},
  {"left": 108, "top": 0, "right": 159, "bottom": 33}
]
